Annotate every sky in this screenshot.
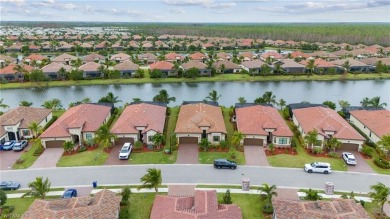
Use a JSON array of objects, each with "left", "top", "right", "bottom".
[{"left": 0, "top": 0, "right": 389, "bottom": 23}]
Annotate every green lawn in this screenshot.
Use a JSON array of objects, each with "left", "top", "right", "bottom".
[
  {"left": 128, "top": 151, "right": 177, "bottom": 164},
  {"left": 365, "top": 156, "right": 390, "bottom": 175},
  {"left": 1, "top": 73, "right": 389, "bottom": 90},
  {"left": 127, "top": 193, "right": 164, "bottom": 219},
  {"left": 164, "top": 107, "right": 179, "bottom": 154},
  {"left": 1, "top": 197, "right": 35, "bottom": 218},
  {"left": 57, "top": 146, "right": 108, "bottom": 167},
  {"left": 52, "top": 110, "right": 65, "bottom": 118},
  {"left": 12, "top": 145, "right": 39, "bottom": 169},
  {"left": 216, "top": 193, "right": 266, "bottom": 219}
]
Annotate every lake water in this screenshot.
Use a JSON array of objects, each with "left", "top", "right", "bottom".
[{"left": 1, "top": 80, "right": 389, "bottom": 109}]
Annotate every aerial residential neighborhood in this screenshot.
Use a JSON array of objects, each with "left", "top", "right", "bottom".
[{"left": 0, "top": 0, "right": 389, "bottom": 218}]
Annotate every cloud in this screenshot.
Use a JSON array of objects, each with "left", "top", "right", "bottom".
[
  {"left": 0, "top": 0, "right": 25, "bottom": 6},
  {"left": 163, "top": 0, "right": 213, "bottom": 7},
  {"left": 279, "top": 1, "right": 382, "bottom": 14},
  {"left": 367, "top": 0, "right": 390, "bottom": 7},
  {"left": 58, "top": 3, "right": 77, "bottom": 10},
  {"left": 168, "top": 8, "right": 186, "bottom": 14}
]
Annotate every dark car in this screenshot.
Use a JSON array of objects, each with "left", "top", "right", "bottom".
[
  {"left": 0, "top": 181, "right": 21, "bottom": 190},
  {"left": 214, "top": 159, "right": 237, "bottom": 169},
  {"left": 62, "top": 189, "right": 77, "bottom": 198},
  {"left": 12, "top": 140, "right": 28, "bottom": 151},
  {"left": 2, "top": 141, "right": 16, "bottom": 150}
]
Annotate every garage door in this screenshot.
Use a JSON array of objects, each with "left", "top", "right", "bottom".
[
  {"left": 116, "top": 137, "right": 135, "bottom": 146},
  {"left": 243, "top": 138, "right": 263, "bottom": 146},
  {"left": 179, "top": 137, "right": 198, "bottom": 144},
  {"left": 339, "top": 143, "right": 359, "bottom": 151},
  {"left": 45, "top": 140, "right": 65, "bottom": 148}
]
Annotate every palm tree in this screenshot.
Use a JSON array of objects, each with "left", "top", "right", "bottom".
[
  {"left": 259, "top": 183, "right": 278, "bottom": 210},
  {"left": 151, "top": 133, "right": 165, "bottom": 150},
  {"left": 304, "top": 129, "right": 318, "bottom": 149},
  {"left": 13, "top": 64, "right": 28, "bottom": 82},
  {"left": 137, "top": 168, "right": 162, "bottom": 193},
  {"left": 261, "top": 91, "right": 276, "bottom": 105},
  {"left": 219, "top": 64, "right": 226, "bottom": 74},
  {"left": 304, "top": 189, "right": 322, "bottom": 201},
  {"left": 342, "top": 60, "right": 350, "bottom": 73},
  {"left": 71, "top": 58, "right": 83, "bottom": 68},
  {"left": 0, "top": 98, "right": 9, "bottom": 110},
  {"left": 81, "top": 97, "right": 91, "bottom": 103},
  {"left": 325, "top": 137, "right": 342, "bottom": 152},
  {"left": 41, "top": 98, "right": 63, "bottom": 111},
  {"left": 62, "top": 141, "right": 75, "bottom": 154},
  {"left": 28, "top": 122, "right": 42, "bottom": 139},
  {"left": 22, "top": 177, "right": 51, "bottom": 199},
  {"left": 306, "top": 59, "right": 316, "bottom": 75},
  {"left": 377, "top": 134, "right": 390, "bottom": 158},
  {"left": 206, "top": 59, "right": 215, "bottom": 77},
  {"left": 274, "top": 63, "right": 284, "bottom": 75},
  {"left": 338, "top": 100, "right": 350, "bottom": 109},
  {"left": 205, "top": 90, "right": 221, "bottom": 102},
  {"left": 98, "top": 64, "right": 106, "bottom": 78},
  {"left": 231, "top": 131, "right": 246, "bottom": 147},
  {"left": 360, "top": 97, "right": 371, "bottom": 107},
  {"left": 369, "top": 96, "right": 387, "bottom": 108},
  {"left": 238, "top": 97, "right": 246, "bottom": 104},
  {"left": 152, "top": 89, "right": 176, "bottom": 104},
  {"left": 98, "top": 92, "right": 122, "bottom": 105},
  {"left": 368, "top": 182, "right": 390, "bottom": 218},
  {"left": 132, "top": 98, "right": 142, "bottom": 103},
  {"left": 58, "top": 67, "right": 67, "bottom": 80},
  {"left": 19, "top": 100, "right": 33, "bottom": 107},
  {"left": 95, "top": 123, "right": 117, "bottom": 149},
  {"left": 278, "top": 99, "right": 286, "bottom": 110}
]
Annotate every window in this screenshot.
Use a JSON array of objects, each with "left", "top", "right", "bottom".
[
  {"left": 22, "top": 130, "right": 30, "bottom": 136},
  {"left": 86, "top": 133, "right": 93, "bottom": 140},
  {"left": 213, "top": 136, "right": 220, "bottom": 142},
  {"left": 278, "top": 138, "right": 288, "bottom": 144},
  {"left": 148, "top": 136, "right": 153, "bottom": 142}
]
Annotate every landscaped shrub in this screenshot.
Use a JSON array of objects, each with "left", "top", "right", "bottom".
[
  {"left": 262, "top": 203, "right": 274, "bottom": 214},
  {"left": 312, "top": 147, "right": 323, "bottom": 155},
  {"left": 78, "top": 145, "right": 87, "bottom": 152},
  {"left": 119, "top": 208, "right": 129, "bottom": 218},
  {"left": 219, "top": 140, "right": 228, "bottom": 150},
  {"left": 361, "top": 146, "right": 374, "bottom": 158},
  {"left": 365, "top": 141, "right": 377, "bottom": 148},
  {"left": 268, "top": 144, "right": 275, "bottom": 154},
  {"left": 33, "top": 145, "right": 44, "bottom": 156},
  {"left": 359, "top": 200, "right": 366, "bottom": 207},
  {"left": 15, "top": 158, "right": 24, "bottom": 164},
  {"left": 373, "top": 157, "right": 390, "bottom": 169},
  {"left": 229, "top": 152, "right": 237, "bottom": 160},
  {"left": 328, "top": 152, "right": 340, "bottom": 159},
  {"left": 134, "top": 141, "right": 143, "bottom": 150}
]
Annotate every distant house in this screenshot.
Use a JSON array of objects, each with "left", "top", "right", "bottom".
[
  {"left": 149, "top": 61, "right": 175, "bottom": 76},
  {"left": 0, "top": 107, "right": 52, "bottom": 143},
  {"left": 52, "top": 53, "right": 77, "bottom": 65},
  {"left": 111, "top": 102, "right": 166, "bottom": 145},
  {"left": 239, "top": 51, "right": 257, "bottom": 61},
  {"left": 300, "top": 58, "right": 337, "bottom": 74},
  {"left": 349, "top": 109, "right": 390, "bottom": 143},
  {"left": 113, "top": 60, "right": 139, "bottom": 77},
  {"left": 181, "top": 61, "right": 211, "bottom": 76},
  {"left": 82, "top": 53, "right": 105, "bottom": 64},
  {"left": 110, "top": 53, "right": 131, "bottom": 63},
  {"left": 331, "top": 58, "right": 369, "bottom": 73},
  {"left": 165, "top": 52, "right": 184, "bottom": 62},
  {"left": 216, "top": 52, "right": 231, "bottom": 61},
  {"left": 150, "top": 189, "right": 242, "bottom": 219},
  {"left": 175, "top": 102, "right": 226, "bottom": 145},
  {"left": 0, "top": 64, "right": 33, "bottom": 81},
  {"left": 41, "top": 62, "right": 72, "bottom": 79},
  {"left": 0, "top": 55, "right": 17, "bottom": 67},
  {"left": 309, "top": 51, "right": 338, "bottom": 61},
  {"left": 214, "top": 60, "right": 241, "bottom": 73},
  {"left": 40, "top": 104, "right": 112, "bottom": 148},
  {"left": 241, "top": 59, "right": 266, "bottom": 74},
  {"left": 292, "top": 106, "right": 365, "bottom": 151},
  {"left": 189, "top": 52, "right": 208, "bottom": 62},
  {"left": 235, "top": 104, "right": 293, "bottom": 147},
  {"left": 260, "top": 51, "right": 283, "bottom": 61},
  {"left": 23, "top": 54, "right": 46, "bottom": 65},
  {"left": 272, "top": 199, "right": 370, "bottom": 219},
  {"left": 274, "top": 59, "right": 306, "bottom": 74},
  {"left": 78, "top": 62, "right": 102, "bottom": 78},
  {"left": 138, "top": 53, "right": 158, "bottom": 64},
  {"left": 22, "top": 190, "right": 120, "bottom": 219}
]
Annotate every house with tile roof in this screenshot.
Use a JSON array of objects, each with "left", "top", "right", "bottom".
[
  {"left": 239, "top": 51, "right": 257, "bottom": 61},
  {"left": 149, "top": 61, "right": 176, "bottom": 76},
  {"left": 0, "top": 55, "right": 17, "bottom": 68},
  {"left": 300, "top": 58, "right": 338, "bottom": 74},
  {"left": 41, "top": 62, "right": 72, "bottom": 79},
  {"left": 138, "top": 53, "right": 158, "bottom": 64},
  {"left": 260, "top": 51, "right": 283, "bottom": 61},
  {"left": 150, "top": 189, "right": 242, "bottom": 219},
  {"left": 110, "top": 52, "right": 131, "bottom": 63},
  {"left": 189, "top": 52, "right": 208, "bottom": 62},
  {"left": 274, "top": 59, "right": 306, "bottom": 74},
  {"left": 0, "top": 107, "right": 52, "bottom": 143},
  {"left": 292, "top": 106, "right": 365, "bottom": 151},
  {"left": 52, "top": 53, "right": 77, "bottom": 65},
  {"left": 235, "top": 104, "right": 293, "bottom": 147},
  {"left": 78, "top": 62, "right": 102, "bottom": 78},
  {"left": 82, "top": 53, "right": 105, "bottom": 64},
  {"left": 214, "top": 60, "right": 241, "bottom": 73},
  {"left": 181, "top": 61, "right": 211, "bottom": 76},
  {"left": 113, "top": 60, "right": 139, "bottom": 77},
  {"left": 111, "top": 102, "right": 166, "bottom": 146},
  {"left": 175, "top": 102, "right": 226, "bottom": 145},
  {"left": 241, "top": 59, "right": 266, "bottom": 75},
  {"left": 216, "top": 52, "right": 232, "bottom": 61},
  {"left": 0, "top": 64, "right": 33, "bottom": 81},
  {"left": 349, "top": 109, "right": 390, "bottom": 143},
  {"left": 22, "top": 189, "right": 120, "bottom": 219},
  {"left": 23, "top": 54, "right": 46, "bottom": 64},
  {"left": 331, "top": 58, "right": 370, "bottom": 72},
  {"left": 272, "top": 199, "right": 370, "bottom": 219},
  {"left": 40, "top": 103, "right": 112, "bottom": 148},
  {"left": 165, "top": 52, "right": 184, "bottom": 62}
]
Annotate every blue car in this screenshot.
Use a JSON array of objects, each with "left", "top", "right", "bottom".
[
  {"left": 62, "top": 189, "right": 78, "bottom": 199},
  {"left": 12, "top": 140, "right": 28, "bottom": 151},
  {"left": 2, "top": 141, "right": 16, "bottom": 150},
  {"left": 0, "top": 181, "right": 21, "bottom": 190}
]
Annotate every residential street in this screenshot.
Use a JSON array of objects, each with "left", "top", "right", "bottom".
[{"left": 1, "top": 165, "right": 388, "bottom": 193}]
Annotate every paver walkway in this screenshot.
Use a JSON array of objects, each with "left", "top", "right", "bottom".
[
  {"left": 244, "top": 146, "right": 269, "bottom": 166},
  {"left": 104, "top": 145, "right": 129, "bottom": 165},
  {"left": 176, "top": 144, "right": 199, "bottom": 164},
  {"left": 30, "top": 148, "right": 63, "bottom": 169}
]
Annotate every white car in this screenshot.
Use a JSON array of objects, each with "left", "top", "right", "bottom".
[
  {"left": 304, "top": 162, "right": 331, "bottom": 174},
  {"left": 342, "top": 152, "right": 357, "bottom": 165},
  {"left": 118, "top": 143, "right": 132, "bottom": 160}
]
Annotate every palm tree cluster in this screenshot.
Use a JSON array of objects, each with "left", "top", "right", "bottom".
[
  {"left": 360, "top": 96, "right": 387, "bottom": 108},
  {"left": 152, "top": 89, "right": 176, "bottom": 104}
]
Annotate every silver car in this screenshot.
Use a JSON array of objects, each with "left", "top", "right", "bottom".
[{"left": 342, "top": 152, "right": 357, "bottom": 165}]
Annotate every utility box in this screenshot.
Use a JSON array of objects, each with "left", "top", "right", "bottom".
[
  {"left": 324, "top": 182, "right": 334, "bottom": 195},
  {"left": 242, "top": 178, "right": 250, "bottom": 191},
  {"left": 93, "top": 181, "right": 97, "bottom": 188}
]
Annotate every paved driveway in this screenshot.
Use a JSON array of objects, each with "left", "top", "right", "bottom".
[
  {"left": 176, "top": 144, "right": 199, "bottom": 164},
  {"left": 345, "top": 152, "right": 374, "bottom": 173},
  {"left": 244, "top": 146, "right": 269, "bottom": 166},
  {"left": 104, "top": 145, "right": 129, "bottom": 165},
  {"left": 0, "top": 145, "right": 30, "bottom": 170},
  {"left": 30, "top": 148, "right": 64, "bottom": 169}
]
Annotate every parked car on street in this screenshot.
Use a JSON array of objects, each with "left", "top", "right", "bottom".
[
  {"left": 61, "top": 189, "right": 78, "bottom": 198},
  {"left": 342, "top": 152, "right": 357, "bottom": 165},
  {"left": 2, "top": 141, "right": 16, "bottom": 150},
  {"left": 118, "top": 142, "right": 132, "bottom": 160},
  {"left": 214, "top": 159, "right": 237, "bottom": 169},
  {"left": 304, "top": 162, "right": 331, "bottom": 174},
  {"left": 12, "top": 140, "right": 28, "bottom": 151},
  {"left": 0, "top": 181, "right": 21, "bottom": 190}
]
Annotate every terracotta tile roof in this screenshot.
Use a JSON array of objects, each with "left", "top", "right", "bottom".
[
  {"left": 261, "top": 51, "right": 283, "bottom": 59},
  {"left": 22, "top": 190, "right": 120, "bottom": 219},
  {"left": 40, "top": 104, "right": 111, "bottom": 138},
  {"left": 310, "top": 51, "right": 337, "bottom": 58},
  {"left": 290, "top": 51, "right": 311, "bottom": 59},
  {"left": 24, "top": 54, "right": 46, "bottom": 61},
  {"left": 350, "top": 109, "right": 390, "bottom": 139},
  {"left": 272, "top": 199, "right": 370, "bottom": 219},
  {"left": 300, "top": 58, "right": 335, "bottom": 68},
  {"left": 189, "top": 52, "right": 207, "bottom": 60},
  {"left": 214, "top": 60, "right": 241, "bottom": 70},
  {"left": 111, "top": 103, "right": 166, "bottom": 134},
  {"left": 41, "top": 62, "right": 72, "bottom": 73},
  {"left": 241, "top": 59, "right": 266, "bottom": 69},
  {"left": 331, "top": 58, "right": 368, "bottom": 67},
  {"left": 0, "top": 55, "right": 16, "bottom": 63},
  {"left": 52, "top": 53, "right": 77, "bottom": 63},
  {"left": 113, "top": 60, "right": 139, "bottom": 71},
  {"left": 216, "top": 52, "right": 231, "bottom": 60},
  {"left": 165, "top": 52, "right": 184, "bottom": 61},
  {"left": 239, "top": 51, "right": 255, "bottom": 60},
  {"left": 110, "top": 53, "right": 130, "bottom": 61},
  {"left": 175, "top": 103, "right": 226, "bottom": 134},
  {"left": 150, "top": 190, "right": 242, "bottom": 219},
  {"left": 358, "top": 57, "right": 380, "bottom": 65},
  {"left": 82, "top": 53, "right": 105, "bottom": 62},
  {"left": 79, "top": 62, "right": 101, "bottom": 72},
  {"left": 350, "top": 49, "right": 376, "bottom": 56},
  {"left": 0, "top": 107, "right": 52, "bottom": 137},
  {"left": 236, "top": 105, "right": 293, "bottom": 137},
  {"left": 293, "top": 106, "right": 365, "bottom": 141},
  {"left": 277, "top": 59, "right": 305, "bottom": 68},
  {"left": 181, "top": 61, "right": 207, "bottom": 70},
  {"left": 149, "top": 61, "right": 174, "bottom": 70},
  {"left": 0, "top": 64, "right": 33, "bottom": 75},
  {"left": 138, "top": 52, "right": 157, "bottom": 61}
]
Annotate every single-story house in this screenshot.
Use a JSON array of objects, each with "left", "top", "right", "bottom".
[
  {"left": 181, "top": 60, "right": 211, "bottom": 76},
  {"left": 40, "top": 103, "right": 112, "bottom": 148},
  {"left": 41, "top": 62, "right": 72, "bottom": 79},
  {"left": 110, "top": 102, "right": 166, "bottom": 145},
  {"left": 113, "top": 60, "right": 139, "bottom": 77},
  {"left": 150, "top": 189, "right": 242, "bottom": 219},
  {"left": 260, "top": 51, "right": 283, "bottom": 61},
  {"left": 239, "top": 51, "right": 257, "bottom": 61},
  {"left": 0, "top": 55, "right": 17, "bottom": 68},
  {"left": 272, "top": 199, "right": 370, "bottom": 219},
  {"left": 78, "top": 62, "right": 103, "bottom": 78},
  {"left": 235, "top": 104, "right": 293, "bottom": 147},
  {"left": 331, "top": 58, "right": 370, "bottom": 72},
  {"left": 214, "top": 60, "right": 241, "bottom": 73},
  {"left": 149, "top": 61, "right": 176, "bottom": 76},
  {"left": 289, "top": 51, "right": 311, "bottom": 59},
  {"left": 349, "top": 109, "right": 390, "bottom": 143},
  {"left": 216, "top": 52, "right": 231, "bottom": 61},
  {"left": 22, "top": 190, "right": 120, "bottom": 219},
  {"left": 189, "top": 52, "right": 207, "bottom": 62},
  {"left": 82, "top": 53, "right": 105, "bottom": 64},
  {"left": 52, "top": 53, "right": 77, "bottom": 65},
  {"left": 274, "top": 59, "right": 306, "bottom": 74},
  {"left": 0, "top": 107, "right": 52, "bottom": 143},
  {"left": 241, "top": 59, "right": 266, "bottom": 75},
  {"left": 300, "top": 58, "right": 338, "bottom": 74},
  {"left": 309, "top": 51, "right": 338, "bottom": 61},
  {"left": 165, "top": 52, "right": 184, "bottom": 62},
  {"left": 0, "top": 64, "right": 33, "bottom": 81},
  {"left": 23, "top": 54, "right": 46, "bottom": 65},
  {"left": 175, "top": 102, "right": 226, "bottom": 145},
  {"left": 292, "top": 106, "right": 365, "bottom": 151},
  {"left": 110, "top": 53, "right": 131, "bottom": 63},
  {"left": 138, "top": 53, "right": 158, "bottom": 64}
]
